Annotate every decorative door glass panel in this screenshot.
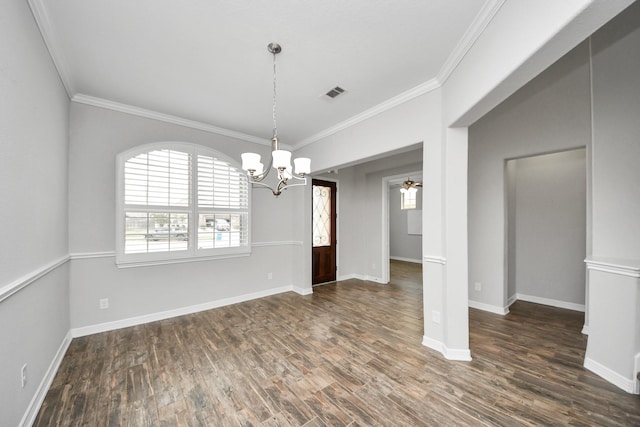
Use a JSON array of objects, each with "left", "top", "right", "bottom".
[{"left": 312, "top": 185, "right": 332, "bottom": 247}]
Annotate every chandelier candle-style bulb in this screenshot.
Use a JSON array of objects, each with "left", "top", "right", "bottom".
[
  {"left": 272, "top": 150, "right": 292, "bottom": 170},
  {"left": 241, "top": 152, "right": 261, "bottom": 172},
  {"left": 294, "top": 157, "right": 311, "bottom": 175}
]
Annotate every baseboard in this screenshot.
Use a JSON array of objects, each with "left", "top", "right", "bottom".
[
  {"left": 470, "top": 294, "right": 585, "bottom": 316},
  {"left": 390, "top": 256, "right": 422, "bottom": 264},
  {"left": 292, "top": 285, "right": 313, "bottom": 296},
  {"left": 72, "top": 285, "right": 296, "bottom": 337},
  {"left": 468, "top": 300, "right": 509, "bottom": 315},
  {"left": 581, "top": 324, "right": 589, "bottom": 335},
  {"left": 584, "top": 357, "right": 637, "bottom": 394},
  {"left": 516, "top": 293, "right": 585, "bottom": 312},
  {"left": 336, "top": 273, "right": 386, "bottom": 284},
  {"left": 20, "top": 330, "right": 72, "bottom": 427},
  {"left": 422, "top": 335, "right": 444, "bottom": 354},
  {"left": 634, "top": 352, "right": 640, "bottom": 394},
  {"left": 421, "top": 336, "right": 472, "bottom": 361},
  {"left": 443, "top": 346, "right": 472, "bottom": 361},
  {"left": 337, "top": 273, "right": 363, "bottom": 281}
]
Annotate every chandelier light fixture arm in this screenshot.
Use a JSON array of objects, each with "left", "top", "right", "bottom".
[{"left": 240, "top": 42, "right": 311, "bottom": 197}]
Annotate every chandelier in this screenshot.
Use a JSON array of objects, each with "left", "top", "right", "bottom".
[{"left": 241, "top": 43, "right": 311, "bottom": 196}]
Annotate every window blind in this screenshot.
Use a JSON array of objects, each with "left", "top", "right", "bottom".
[{"left": 125, "top": 149, "right": 190, "bottom": 207}]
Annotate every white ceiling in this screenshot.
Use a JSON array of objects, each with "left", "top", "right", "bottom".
[{"left": 32, "top": 0, "right": 496, "bottom": 147}]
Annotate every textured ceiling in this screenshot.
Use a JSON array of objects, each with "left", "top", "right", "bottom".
[{"left": 32, "top": 0, "right": 496, "bottom": 146}]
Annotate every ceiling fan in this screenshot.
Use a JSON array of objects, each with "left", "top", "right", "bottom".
[{"left": 401, "top": 178, "right": 422, "bottom": 192}]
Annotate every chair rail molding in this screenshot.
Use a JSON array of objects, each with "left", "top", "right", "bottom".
[
  {"left": 0, "top": 255, "right": 70, "bottom": 303},
  {"left": 423, "top": 255, "right": 447, "bottom": 265},
  {"left": 585, "top": 258, "right": 640, "bottom": 278}
]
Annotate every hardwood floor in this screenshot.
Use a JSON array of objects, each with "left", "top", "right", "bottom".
[{"left": 35, "top": 260, "right": 639, "bottom": 426}]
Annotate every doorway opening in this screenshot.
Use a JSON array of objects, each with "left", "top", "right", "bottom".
[
  {"left": 504, "top": 148, "right": 587, "bottom": 313},
  {"left": 381, "top": 171, "right": 422, "bottom": 284}
]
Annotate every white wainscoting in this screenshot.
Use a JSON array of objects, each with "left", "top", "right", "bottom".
[{"left": 19, "top": 331, "right": 72, "bottom": 427}]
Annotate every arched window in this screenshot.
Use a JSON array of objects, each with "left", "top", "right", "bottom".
[{"left": 116, "top": 142, "right": 250, "bottom": 266}]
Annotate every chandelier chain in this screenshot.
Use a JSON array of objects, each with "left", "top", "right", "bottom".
[{"left": 272, "top": 50, "right": 277, "bottom": 139}]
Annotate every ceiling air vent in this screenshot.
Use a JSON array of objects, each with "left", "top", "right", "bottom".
[{"left": 325, "top": 86, "right": 346, "bottom": 99}]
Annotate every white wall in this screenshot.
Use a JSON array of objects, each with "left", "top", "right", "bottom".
[
  {"left": 0, "top": 1, "right": 71, "bottom": 425},
  {"left": 68, "top": 103, "right": 308, "bottom": 330},
  {"left": 468, "top": 41, "right": 592, "bottom": 312},
  {"left": 295, "top": 92, "right": 440, "bottom": 173},
  {"left": 389, "top": 186, "right": 422, "bottom": 262},
  {"left": 509, "top": 149, "right": 586, "bottom": 308}
]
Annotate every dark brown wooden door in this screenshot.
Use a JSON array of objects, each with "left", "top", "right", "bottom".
[{"left": 312, "top": 179, "right": 337, "bottom": 284}]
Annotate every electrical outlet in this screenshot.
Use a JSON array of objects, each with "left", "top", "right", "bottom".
[
  {"left": 432, "top": 310, "right": 441, "bottom": 324},
  {"left": 21, "top": 364, "right": 27, "bottom": 388},
  {"left": 267, "top": 272, "right": 273, "bottom": 280},
  {"left": 474, "top": 282, "right": 482, "bottom": 291},
  {"left": 99, "top": 298, "right": 109, "bottom": 309}
]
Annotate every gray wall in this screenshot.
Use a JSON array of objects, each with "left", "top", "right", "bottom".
[
  {"left": 468, "top": 40, "right": 592, "bottom": 311},
  {"left": 470, "top": 2, "right": 640, "bottom": 389},
  {"left": 68, "top": 103, "right": 308, "bottom": 329},
  {"left": 328, "top": 149, "right": 422, "bottom": 281},
  {"left": 389, "top": 186, "right": 422, "bottom": 262},
  {"left": 508, "top": 149, "right": 586, "bottom": 306},
  {"left": 590, "top": 3, "right": 640, "bottom": 261},
  {"left": 585, "top": 2, "right": 640, "bottom": 387},
  {"left": 0, "top": 1, "right": 71, "bottom": 425}
]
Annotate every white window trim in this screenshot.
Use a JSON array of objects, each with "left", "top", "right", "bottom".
[
  {"left": 115, "top": 141, "right": 251, "bottom": 268},
  {"left": 400, "top": 190, "right": 417, "bottom": 210}
]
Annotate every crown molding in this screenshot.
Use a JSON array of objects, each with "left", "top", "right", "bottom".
[
  {"left": 72, "top": 94, "right": 271, "bottom": 146},
  {"left": 27, "top": 0, "right": 75, "bottom": 98},
  {"left": 293, "top": 78, "right": 441, "bottom": 150},
  {"left": 292, "top": 0, "right": 504, "bottom": 151},
  {"left": 30, "top": 0, "right": 501, "bottom": 151},
  {"left": 436, "top": 0, "right": 506, "bottom": 85}
]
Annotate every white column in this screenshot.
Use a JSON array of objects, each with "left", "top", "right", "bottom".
[{"left": 422, "top": 126, "right": 470, "bottom": 360}]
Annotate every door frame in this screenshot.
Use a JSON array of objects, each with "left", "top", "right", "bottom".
[
  {"left": 311, "top": 177, "right": 339, "bottom": 284},
  {"left": 381, "top": 170, "right": 422, "bottom": 284}
]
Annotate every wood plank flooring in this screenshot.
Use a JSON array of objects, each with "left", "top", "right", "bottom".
[{"left": 35, "top": 261, "right": 640, "bottom": 426}]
